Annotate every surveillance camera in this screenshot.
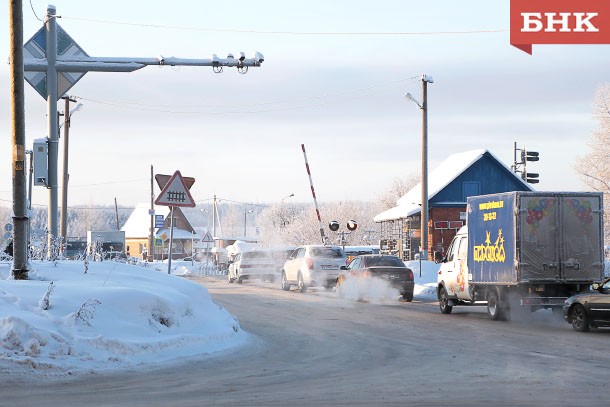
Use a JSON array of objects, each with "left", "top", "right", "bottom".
[
  {"left": 239, "top": 52, "right": 246, "bottom": 62},
  {"left": 255, "top": 51, "right": 264, "bottom": 63}
]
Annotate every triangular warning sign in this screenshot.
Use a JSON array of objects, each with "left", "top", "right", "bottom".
[
  {"left": 154, "top": 170, "right": 196, "bottom": 207},
  {"left": 201, "top": 231, "right": 214, "bottom": 243}
]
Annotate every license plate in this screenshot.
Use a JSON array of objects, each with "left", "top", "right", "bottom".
[{"left": 321, "top": 265, "right": 337, "bottom": 270}]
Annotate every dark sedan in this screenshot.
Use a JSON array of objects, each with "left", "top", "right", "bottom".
[
  {"left": 563, "top": 277, "right": 610, "bottom": 332},
  {"left": 336, "top": 254, "right": 414, "bottom": 302}
]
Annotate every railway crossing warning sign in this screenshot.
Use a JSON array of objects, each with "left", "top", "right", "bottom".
[{"left": 154, "top": 170, "right": 196, "bottom": 208}]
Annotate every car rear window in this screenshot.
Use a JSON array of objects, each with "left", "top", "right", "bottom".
[
  {"left": 365, "top": 256, "right": 404, "bottom": 267},
  {"left": 311, "top": 247, "right": 345, "bottom": 258},
  {"left": 243, "top": 252, "right": 272, "bottom": 260}
]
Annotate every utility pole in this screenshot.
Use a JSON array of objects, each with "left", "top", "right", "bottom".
[
  {"left": 9, "top": 0, "right": 29, "bottom": 279},
  {"left": 60, "top": 96, "right": 79, "bottom": 251},
  {"left": 405, "top": 74, "right": 434, "bottom": 261},
  {"left": 420, "top": 75, "right": 431, "bottom": 261},
  {"left": 149, "top": 165, "right": 154, "bottom": 261},
  {"left": 22, "top": 5, "right": 264, "bottom": 258},
  {"left": 114, "top": 197, "right": 120, "bottom": 230}
]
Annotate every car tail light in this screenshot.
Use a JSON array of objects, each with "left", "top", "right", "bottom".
[
  {"left": 306, "top": 258, "right": 314, "bottom": 269},
  {"left": 363, "top": 271, "right": 371, "bottom": 278},
  {"left": 407, "top": 270, "right": 414, "bottom": 280}
]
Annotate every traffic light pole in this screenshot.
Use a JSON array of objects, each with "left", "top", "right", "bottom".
[{"left": 512, "top": 142, "right": 540, "bottom": 184}]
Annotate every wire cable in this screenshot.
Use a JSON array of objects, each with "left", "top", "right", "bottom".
[{"left": 62, "top": 16, "right": 507, "bottom": 36}]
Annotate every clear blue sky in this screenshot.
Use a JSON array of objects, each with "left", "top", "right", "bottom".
[{"left": 1, "top": 0, "right": 608, "bottom": 209}]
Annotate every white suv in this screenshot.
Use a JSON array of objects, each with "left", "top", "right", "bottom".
[
  {"left": 228, "top": 250, "right": 277, "bottom": 284},
  {"left": 280, "top": 245, "right": 347, "bottom": 292}
]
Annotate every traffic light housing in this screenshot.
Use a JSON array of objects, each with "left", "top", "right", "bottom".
[
  {"left": 522, "top": 172, "right": 540, "bottom": 184},
  {"left": 521, "top": 150, "right": 539, "bottom": 162},
  {"left": 329, "top": 221, "right": 340, "bottom": 232}
]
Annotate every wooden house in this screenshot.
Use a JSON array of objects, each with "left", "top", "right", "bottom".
[{"left": 374, "top": 149, "right": 533, "bottom": 261}]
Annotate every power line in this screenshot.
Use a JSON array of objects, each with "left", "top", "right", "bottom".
[
  {"left": 74, "top": 76, "right": 422, "bottom": 115},
  {"left": 62, "top": 16, "right": 507, "bottom": 36}
]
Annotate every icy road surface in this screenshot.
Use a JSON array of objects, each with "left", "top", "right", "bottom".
[{"left": 2, "top": 275, "right": 609, "bottom": 406}]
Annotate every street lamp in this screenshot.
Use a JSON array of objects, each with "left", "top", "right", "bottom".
[{"left": 406, "top": 74, "right": 433, "bottom": 260}]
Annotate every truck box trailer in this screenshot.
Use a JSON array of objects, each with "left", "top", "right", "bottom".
[{"left": 436, "top": 191, "right": 604, "bottom": 320}]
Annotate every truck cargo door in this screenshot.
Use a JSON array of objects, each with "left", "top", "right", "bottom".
[
  {"left": 559, "top": 195, "right": 603, "bottom": 281},
  {"left": 519, "top": 195, "right": 560, "bottom": 282}
]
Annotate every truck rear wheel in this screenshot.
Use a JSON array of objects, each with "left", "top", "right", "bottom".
[
  {"left": 487, "top": 290, "right": 507, "bottom": 321},
  {"left": 438, "top": 287, "right": 453, "bottom": 314}
]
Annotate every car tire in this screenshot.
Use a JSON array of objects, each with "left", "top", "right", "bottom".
[
  {"left": 297, "top": 273, "right": 307, "bottom": 293},
  {"left": 570, "top": 304, "right": 590, "bottom": 332},
  {"left": 402, "top": 292, "right": 413, "bottom": 302},
  {"left": 438, "top": 286, "right": 453, "bottom": 314},
  {"left": 281, "top": 272, "right": 291, "bottom": 291}
]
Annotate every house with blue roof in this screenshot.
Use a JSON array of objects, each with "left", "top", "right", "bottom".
[{"left": 374, "top": 149, "right": 533, "bottom": 261}]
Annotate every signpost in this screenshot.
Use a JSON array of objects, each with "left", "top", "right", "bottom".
[
  {"left": 23, "top": 5, "right": 263, "bottom": 258},
  {"left": 154, "top": 171, "right": 196, "bottom": 274},
  {"left": 155, "top": 215, "right": 165, "bottom": 229}
]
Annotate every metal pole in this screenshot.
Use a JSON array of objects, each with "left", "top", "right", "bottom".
[
  {"left": 9, "top": 0, "right": 29, "bottom": 279},
  {"left": 45, "top": 5, "right": 59, "bottom": 259},
  {"left": 421, "top": 76, "right": 429, "bottom": 261},
  {"left": 301, "top": 144, "right": 327, "bottom": 245},
  {"left": 60, "top": 96, "right": 75, "bottom": 251},
  {"left": 167, "top": 206, "right": 175, "bottom": 274},
  {"left": 114, "top": 197, "right": 120, "bottom": 230},
  {"left": 27, "top": 150, "right": 33, "bottom": 251},
  {"left": 149, "top": 164, "right": 154, "bottom": 261}
]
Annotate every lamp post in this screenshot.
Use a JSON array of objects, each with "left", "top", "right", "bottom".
[{"left": 406, "top": 74, "right": 433, "bottom": 260}]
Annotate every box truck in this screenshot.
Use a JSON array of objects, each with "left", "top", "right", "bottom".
[{"left": 435, "top": 191, "right": 604, "bottom": 320}]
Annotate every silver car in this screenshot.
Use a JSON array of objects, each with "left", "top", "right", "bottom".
[{"left": 280, "top": 245, "right": 347, "bottom": 293}]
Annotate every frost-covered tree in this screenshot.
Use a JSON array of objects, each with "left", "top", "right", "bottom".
[
  {"left": 575, "top": 83, "right": 610, "bottom": 245},
  {"left": 257, "top": 201, "right": 382, "bottom": 248},
  {"left": 377, "top": 174, "right": 421, "bottom": 210}
]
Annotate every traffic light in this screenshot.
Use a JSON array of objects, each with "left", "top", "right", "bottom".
[
  {"left": 346, "top": 220, "right": 358, "bottom": 231},
  {"left": 524, "top": 173, "right": 539, "bottom": 183},
  {"left": 521, "top": 150, "right": 539, "bottom": 162}
]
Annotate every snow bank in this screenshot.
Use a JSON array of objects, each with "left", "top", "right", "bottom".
[
  {"left": 0, "top": 260, "right": 248, "bottom": 378},
  {"left": 405, "top": 260, "right": 440, "bottom": 300}
]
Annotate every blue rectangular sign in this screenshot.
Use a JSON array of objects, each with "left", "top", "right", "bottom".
[
  {"left": 155, "top": 215, "right": 165, "bottom": 228},
  {"left": 467, "top": 193, "right": 517, "bottom": 283}
]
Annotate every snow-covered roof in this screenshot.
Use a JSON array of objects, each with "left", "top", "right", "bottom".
[
  {"left": 156, "top": 228, "right": 200, "bottom": 241},
  {"left": 121, "top": 203, "right": 170, "bottom": 238},
  {"left": 374, "top": 149, "right": 532, "bottom": 222}
]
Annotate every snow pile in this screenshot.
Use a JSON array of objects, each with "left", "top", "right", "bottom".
[
  {"left": 406, "top": 260, "right": 440, "bottom": 300},
  {"left": 0, "top": 260, "right": 247, "bottom": 377}
]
